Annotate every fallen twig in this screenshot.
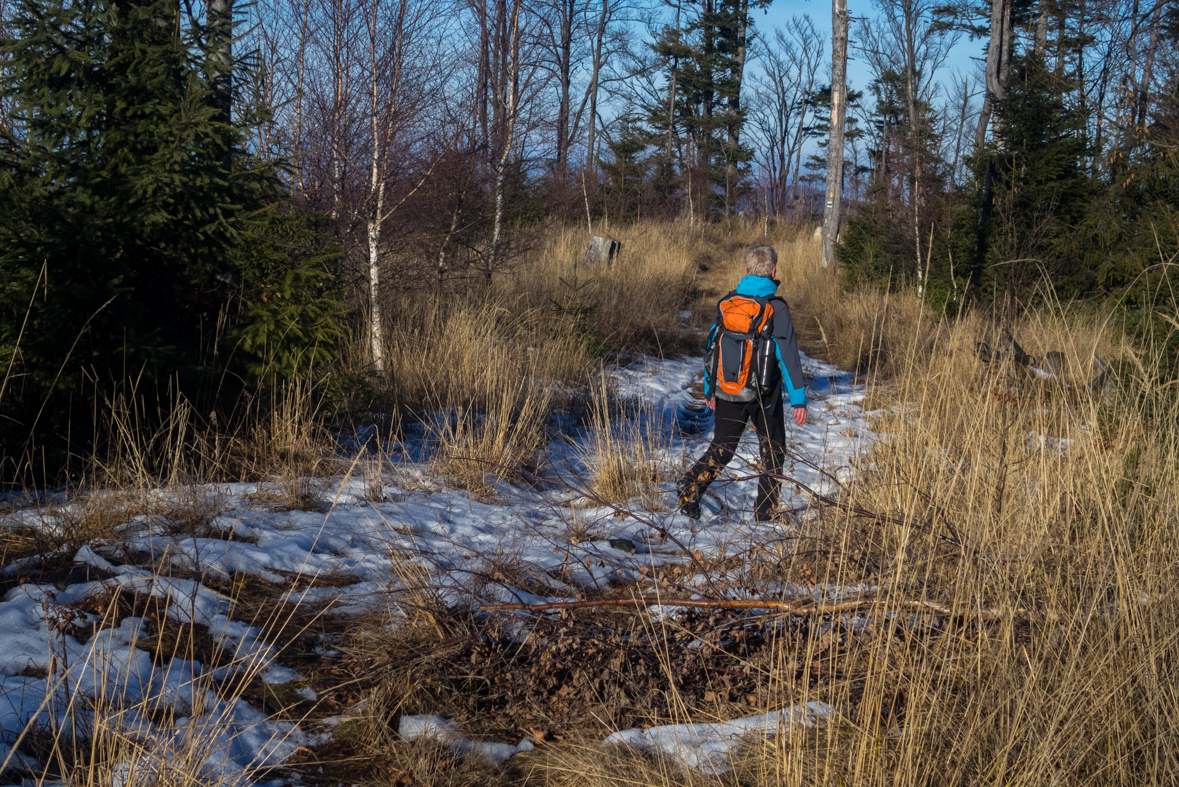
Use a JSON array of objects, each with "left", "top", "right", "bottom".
[{"left": 480, "top": 595, "right": 1050, "bottom": 620}]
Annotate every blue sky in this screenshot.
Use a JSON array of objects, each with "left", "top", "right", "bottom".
[{"left": 755, "top": 0, "right": 984, "bottom": 107}]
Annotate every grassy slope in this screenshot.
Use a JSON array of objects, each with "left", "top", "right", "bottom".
[{"left": 4, "top": 220, "right": 1177, "bottom": 787}]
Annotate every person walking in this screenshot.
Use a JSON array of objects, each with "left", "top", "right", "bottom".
[{"left": 676, "top": 244, "right": 807, "bottom": 522}]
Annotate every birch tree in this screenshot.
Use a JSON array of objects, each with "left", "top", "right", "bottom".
[
  {"left": 820, "top": 0, "right": 848, "bottom": 269},
  {"left": 485, "top": 0, "right": 526, "bottom": 279}
]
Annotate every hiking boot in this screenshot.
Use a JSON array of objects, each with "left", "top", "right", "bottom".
[{"left": 676, "top": 477, "right": 702, "bottom": 520}]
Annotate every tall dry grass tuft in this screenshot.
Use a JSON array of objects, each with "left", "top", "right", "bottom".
[
  {"left": 715, "top": 302, "right": 1177, "bottom": 786},
  {"left": 66, "top": 375, "right": 334, "bottom": 493},
  {"left": 382, "top": 296, "right": 590, "bottom": 415},
  {"left": 506, "top": 223, "right": 700, "bottom": 354},
  {"left": 579, "top": 374, "right": 670, "bottom": 508},
  {"left": 429, "top": 375, "right": 555, "bottom": 495}
]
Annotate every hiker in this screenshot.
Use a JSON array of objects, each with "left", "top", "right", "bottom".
[{"left": 676, "top": 244, "right": 807, "bottom": 522}]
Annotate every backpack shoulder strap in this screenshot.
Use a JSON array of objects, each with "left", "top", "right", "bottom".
[{"left": 763, "top": 295, "right": 786, "bottom": 330}]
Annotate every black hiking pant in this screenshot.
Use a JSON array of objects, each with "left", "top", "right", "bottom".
[{"left": 681, "top": 396, "right": 787, "bottom": 522}]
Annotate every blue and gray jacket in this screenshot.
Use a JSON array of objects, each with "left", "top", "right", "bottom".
[{"left": 703, "top": 275, "right": 807, "bottom": 408}]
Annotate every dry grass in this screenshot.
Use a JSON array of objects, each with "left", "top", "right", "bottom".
[
  {"left": 429, "top": 376, "right": 555, "bottom": 495},
  {"left": 718, "top": 299, "right": 1177, "bottom": 786},
  {"left": 345, "top": 229, "right": 1179, "bottom": 786},
  {"left": 0, "top": 555, "right": 337, "bottom": 787},
  {"left": 579, "top": 375, "right": 671, "bottom": 508},
  {"left": 371, "top": 222, "right": 705, "bottom": 492},
  {"left": 7, "top": 218, "right": 1179, "bottom": 786},
  {"left": 381, "top": 296, "right": 592, "bottom": 414},
  {"left": 505, "top": 223, "right": 701, "bottom": 354}
]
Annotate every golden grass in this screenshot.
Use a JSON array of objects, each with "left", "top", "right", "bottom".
[
  {"left": 8, "top": 218, "right": 1179, "bottom": 786},
  {"left": 580, "top": 375, "right": 670, "bottom": 508},
  {"left": 429, "top": 375, "right": 554, "bottom": 495},
  {"left": 369, "top": 221, "right": 708, "bottom": 490},
  {"left": 504, "top": 223, "right": 701, "bottom": 354},
  {"left": 349, "top": 223, "right": 1179, "bottom": 786},
  {"left": 452, "top": 300, "right": 1173, "bottom": 787},
  {"left": 0, "top": 547, "right": 334, "bottom": 787}
]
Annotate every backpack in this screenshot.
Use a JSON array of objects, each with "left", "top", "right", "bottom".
[{"left": 704, "top": 292, "right": 782, "bottom": 403}]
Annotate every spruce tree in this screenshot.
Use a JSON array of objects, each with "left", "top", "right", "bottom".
[
  {"left": 0, "top": 0, "right": 341, "bottom": 474},
  {"left": 647, "top": 0, "right": 765, "bottom": 219},
  {"left": 973, "top": 52, "right": 1090, "bottom": 312}
]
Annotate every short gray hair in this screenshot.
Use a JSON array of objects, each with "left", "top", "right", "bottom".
[{"left": 744, "top": 244, "right": 778, "bottom": 277}]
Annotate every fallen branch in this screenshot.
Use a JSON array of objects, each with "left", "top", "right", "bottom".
[{"left": 480, "top": 595, "right": 1050, "bottom": 621}]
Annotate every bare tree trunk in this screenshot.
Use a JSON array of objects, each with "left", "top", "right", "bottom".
[
  {"left": 368, "top": 181, "right": 385, "bottom": 374},
  {"left": 292, "top": 0, "right": 310, "bottom": 193},
  {"left": 973, "top": 0, "right": 1010, "bottom": 149},
  {"left": 1053, "top": 7, "right": 1066, "bottom": 76},
  {"left": 366, "top": 1, "right": 386, "bottom": 375},
  {"left": 665, "top": 1, "right": 681, "bottom": 160},
  {"left": 971, "top": 0, "right": 1010, "bottom": 291},
  {"left": 789, "top": 100, "right": 810, "bottom": 208},
  {"left": 902, "top": 2, "right": 923, "bottom": 293},
  {"left": 330, "top": 0, "right": 346, "bottom": 223},
  {"left": 555, "top": 0, "right": 574, "bottom": 175},
  {"left": 584, "top": 0, "right": 608, "bottom": 185},
  {"left": 821, "top": 0, "right": 848, "bottom": 269},
  {"left": 701, "top": 0, "right": 715, "bottom": 180},
  {"left": 209, "top": 0, "right": 233, "bottom": 169},
  {"left": 437, "top": 190, "right": 466, "bottom": 287},
  {"left": 724, "top": 0, "right": 750, "bottom": 218},
  {"left": 0, "top": 0, "right": 10, "bottom": 132},
  {"left": 1034, "top": 0, "right": 1048, "bottom": 59},
  {"left": 367, "top": 76, "right": 385, "bottom": 373},
  {"left": 487, "top": 0, "right": 521, "bottom": 281},
  {"left": 477, "top": 0, "right": 490, "bottom": 161}
]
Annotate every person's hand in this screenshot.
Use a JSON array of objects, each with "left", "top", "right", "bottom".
[
  {"left": 793, "top": 406, "right": 807, "bottom": 427},
  {"left": 707, "top": 398, "right": 716, "bottom": 411}
]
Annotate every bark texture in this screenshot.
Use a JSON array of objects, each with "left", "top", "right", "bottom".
[{"left": 820, "top": 0, "right": 848, "bottom": 269}]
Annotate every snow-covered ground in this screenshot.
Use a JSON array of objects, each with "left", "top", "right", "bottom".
[{"left": 0, "top": 352, "right": 873, "bottom": 784}]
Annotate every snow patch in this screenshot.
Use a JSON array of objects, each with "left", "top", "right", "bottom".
[
  {"left": 605, "top": 702, "right": 834, "bottom": 774},
  {"left": 398, "top": 714, "right": 535, "bottom": 764}
]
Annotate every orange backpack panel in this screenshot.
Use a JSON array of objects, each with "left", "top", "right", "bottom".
[{"left": 715, "top": 296, "right": 774, "bottom": 398}]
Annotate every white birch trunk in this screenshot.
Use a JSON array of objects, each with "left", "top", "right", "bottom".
[
  {"left": 821, "top": 0, "right": 848, "bottom": 269},
  {"left": 486, "top": 0, "right": 521, "bottom": 280},
  {"left": 368, "top": 184, "right": 385, "bottom": 374}
]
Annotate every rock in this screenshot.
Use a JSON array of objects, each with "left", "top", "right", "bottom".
[
  {"left": 974, "top": 330, "right": 1033, "bottom": 368},
  {"left": 609, "top": 538, "right": 636, "bottom": 554},
  {"left": 584, "top": 236, "right": 621, "bottom": 266}
]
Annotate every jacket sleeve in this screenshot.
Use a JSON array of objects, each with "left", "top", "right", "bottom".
[
  {"left": 771, "top": 300, "right": 807, "bottom": 408},
  {"left": 702, "top": 311, "right": 720, "bottom": 398}
]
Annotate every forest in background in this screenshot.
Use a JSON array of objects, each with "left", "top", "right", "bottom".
[{"left": 0, "top": 0, "right": 1176, "bottom": 481}]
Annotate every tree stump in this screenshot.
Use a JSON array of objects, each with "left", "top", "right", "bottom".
[{"left": 584, "top": 236, "right": 621, "bottom": 266}]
